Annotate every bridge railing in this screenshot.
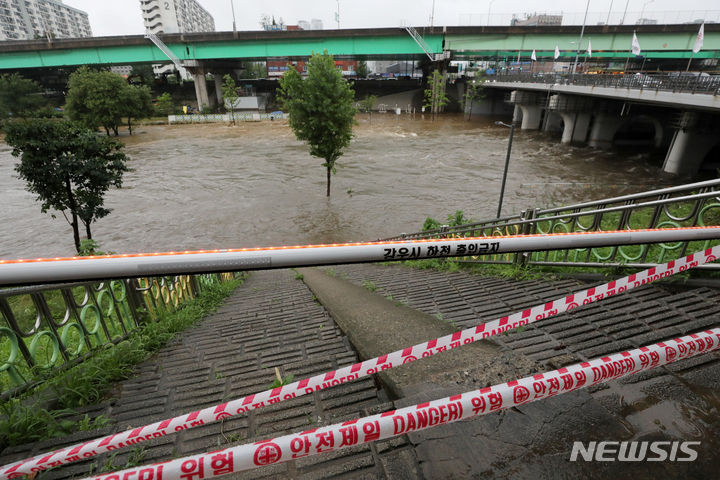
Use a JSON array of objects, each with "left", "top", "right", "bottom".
[
  {"left": 381, "top": 178, "right": 720, "bottom": 269},
  {"left": 489, "top": 73, "right": 720, "bottom": 96},
  {"left": 0, "top": 273, "right": 236, "bottom": 398}
]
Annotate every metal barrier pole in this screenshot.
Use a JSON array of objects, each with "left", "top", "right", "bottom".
[{"left": 1, "top": 228, "right": 719, "bottom": 287}]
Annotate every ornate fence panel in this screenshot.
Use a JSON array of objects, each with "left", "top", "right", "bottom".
[
  {"left": 382, "top": 179, "right": 720, "bottom": 269},
  {"left": 0, "top": 273, "right": 231, "bottom": 397}
]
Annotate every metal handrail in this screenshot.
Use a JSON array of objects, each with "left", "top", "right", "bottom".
[
  {"left": 383, "top": 179, "right": 720, "bottom": 270},
  {"left": 0, "top": 273, "right": 234, "bottom": 398},
  {"left": 488, "top": 73, "right": 720, "bottom": 96}
]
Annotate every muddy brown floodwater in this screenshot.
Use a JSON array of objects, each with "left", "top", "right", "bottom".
[{"left": 0, "top": 114, "right": 685, "bottom": 259}]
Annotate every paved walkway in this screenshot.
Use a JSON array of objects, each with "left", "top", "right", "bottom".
[{"left": 2, "top": 265, "right": 719, "bottom": 479}]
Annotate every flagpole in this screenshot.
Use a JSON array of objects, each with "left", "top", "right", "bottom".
[
  {"left": 686, "top": 53, "right": 693, "bottom": 72},
  {"left": 572, "top": 0, "right": 591, "bottom": 78}
]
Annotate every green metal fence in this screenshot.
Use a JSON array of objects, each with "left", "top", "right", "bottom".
[
  {"left": 383, "top": 179, "right": 720, "bottom": 269},
  {"left": 0, "top": 273, "right": 236, "bottom": 397}
]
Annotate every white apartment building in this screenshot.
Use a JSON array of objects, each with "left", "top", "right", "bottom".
[
  {"left": 140, "top": 0, "right": 215, "bottom": 35},
  {"left": 0, "top": 0, "right": 92, "bottom": 41}
]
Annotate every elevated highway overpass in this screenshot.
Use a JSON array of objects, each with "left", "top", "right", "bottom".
[{"left": 0, "top": 24, "right": 718, "bottom": 71}]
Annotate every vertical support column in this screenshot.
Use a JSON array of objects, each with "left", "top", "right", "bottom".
[
  {"left": 588, "top": 113, "right": 620, "bottom": 149},
  {"left": 512, "top": 104, "right": 523, "bottom": 124},
  {"left": 543, "top": 111, "right": 563, "bottom": 133},
  {"left": 663, "top": 129, "right": 717, "bottom": 175},
  {"left": 214, "top": 74, "right": 224, "bottom": 108},
  {"left": 559, "top": 112, "right": 591, "bottom": 144},
  {"left": 519, "top": 105, "right": 543, "bottom": 130},
  {"left": 191, "top": 69, "right": 211, "bottom": 112}
]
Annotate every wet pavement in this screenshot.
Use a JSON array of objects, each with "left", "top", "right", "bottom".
[{"left": 2, "top": 264, "right": 719, "bottom": 479}]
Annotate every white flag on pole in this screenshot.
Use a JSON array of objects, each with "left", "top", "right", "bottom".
[
  {"left": 693, "top": 23, "right": 704, "bottom": 53},
  {"left": 531, "top": 49, "right": 537, "bottom": 61},
  {"left": 587, "top": 39, "right": 592, "bottom": 57},
  {"left": 554, "top": 45, "right": 560, "bottom": 59},
  {"left": 631, "top": 32, "right": 641, "bottom": 55}
]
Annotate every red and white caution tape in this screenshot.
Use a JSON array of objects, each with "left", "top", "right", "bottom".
[
  {"left": 82, "top": 328, "right": 720, "bottom": 480},
  {"left": 2, "top": 245, "right": 718, "bottom": 479}
]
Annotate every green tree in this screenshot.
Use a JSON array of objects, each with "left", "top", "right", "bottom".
[
  {"left": 221, "top": 74, "right": 239, "bottom": 124},
  {"left": 423, "top": 69, "right": 449, "bottom": 118},
  {"left": 0, "top": 73, "right": 45, "bottom": 119},
  {"left": 242, "top": 62, "right": 266, "bottom": 79},
  {"left": 121, "top": 84, "right": 154, "bottom": 134},
  {"left": 65, "top": 66, "right": 128, "bottom": 136},
  {"left": 4, "top": 119, "right": 129, "bottom": 253},
  {"left": 463, "top": 77, "right": 485, "bottom": 120},
  {"left": 129, "top": 64, "right": 156, "bottom": 85},
  {"left": 278, "top": 51, "right": 356, "bottom": 197},
  {"left": 356, "top": 60, "right": 369, "bottom": 78},
  {"left": 155, "top": 92, "right": 174, "bottom": 117}
]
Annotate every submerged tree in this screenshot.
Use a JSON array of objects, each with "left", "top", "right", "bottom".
[
  {"left": 278, "top": 50, "right": 356, "bottom": 197},
  {"left": 463, "top": 78, "right": 486, "bottom": 120},
  {"left": 5, "top": 119, "right": 129, "bottom": 253},
  {"left": 423, "top": 69, "right": 449, "bottom": 119},
  {"left": 221, "top": 74, "right": 239, "bottom": 124},
  {"left": 65, "top": 66, "right": 127, "bottom": 135}
]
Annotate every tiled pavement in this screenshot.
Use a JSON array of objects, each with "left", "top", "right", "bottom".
[
  {"left": 3, "top": 264, "right": 720, "bottom": 479},
  {"left": 0, "top": 270, "right": 420, "bottom": 480}
]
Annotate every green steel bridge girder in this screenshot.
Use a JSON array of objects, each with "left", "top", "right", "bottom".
[
  {"left": 0, "top": 35, "right": 445, "bottom": 70},
  {"left": 0, "top": 28, "right": 719, "bottom": 70},
  {"left": 448, "top": 31, "right": 720, "bottom": 59}
]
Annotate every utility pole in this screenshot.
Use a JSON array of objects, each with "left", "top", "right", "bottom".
[{"left": 336, "top": 0, "right": 340, "bottom": 29}]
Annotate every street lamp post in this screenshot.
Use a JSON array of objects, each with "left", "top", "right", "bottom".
[
  {"left": 495, "top": 121, "right": 515, "bottom": 218},
  {"left": 230, "top": 0, "right": 237, "bottom": 36},
  {"left": 639, "top": 0, "right": 654, "bottom": 22},
  {"left": 487, "top": 0, "right": 496, "bottom": 27},
  {"left": 336, "top": 0, "right": 340, "bottom": 29}
]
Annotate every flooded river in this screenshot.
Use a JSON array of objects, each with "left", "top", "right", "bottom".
[{"left": 0, "top": 114, "right": 683, "bottom": 259}]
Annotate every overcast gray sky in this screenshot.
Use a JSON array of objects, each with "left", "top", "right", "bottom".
[{"left": 64, "top": 0, "right": 718, "bottom": 37}]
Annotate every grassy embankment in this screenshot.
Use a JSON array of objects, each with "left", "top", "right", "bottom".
[{"left": 0, "top": 275, "right": 245, "bottom": 451}]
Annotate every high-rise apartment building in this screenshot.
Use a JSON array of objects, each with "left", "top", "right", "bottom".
[
  {"left": 140, "top": 0, "right": 215, "bottom": 35},
  {"left": 0, "top": 0, "right": 92, "bottom": 41}
]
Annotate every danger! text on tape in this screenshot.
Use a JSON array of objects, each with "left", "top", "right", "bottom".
[
  {"left": 2, "top": 245, "right": 718, "bottom": 479},
  {"left": 82, "top": 327, "right": 720, "bottom": 480}
]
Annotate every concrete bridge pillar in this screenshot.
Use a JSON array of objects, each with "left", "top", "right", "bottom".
[
  {"left": 663, "top": 130, "right": 717, "bottom": 175},
  {"left": 214, "top": 74, "right": 224, "bottom": 107},
  {"left": 191, "top": 70, "right": 211, "bottom": 112},
  {"left": 663, "top": 112, "right": 719, "bottom": 175},
  {"left": 509, "top": 90, "right": 544, "bottom": 130},
  {"left": 512, "top": 105, "right": 522, "bottom": 124},
  {"left": 519, "top": 105, "right": 543, "bottom": 130},
  {"left": 543, "top": 111, "right": 563, "bottom": 133},
  {"left": 588, "top": 113, "right": 620, "bottom": 149},
  {"left": 559, "top": 112, "right": 592, "bottom": 144}
]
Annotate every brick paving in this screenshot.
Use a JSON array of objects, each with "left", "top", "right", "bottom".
[
  {"left": 3, "top": 264, "right": 720, "bottom": 479},
  {"left": 0, "top": 270, "right": 420, "bottom": 480}
]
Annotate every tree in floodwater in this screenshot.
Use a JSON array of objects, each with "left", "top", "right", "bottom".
[
  {"left": 278, "top": 51, "right": 355, "bottom": 197},
  {"left": 122, "top": 84, "right": 154, "bottom": 135},
  {"left": 4, "top": 119, "right": 129, "bottom": 253},
  {"left": 423, "top": 69, "right": 449, "bottom": 119},
  {"left": 221, "top": 74, "right": 239, "bottom": 125},
  {"left": 65, "top": 66, "right": 128, "bottom": 136},
  {"left": 463, "top": 77, "right": 485, "bottom": 120}
]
